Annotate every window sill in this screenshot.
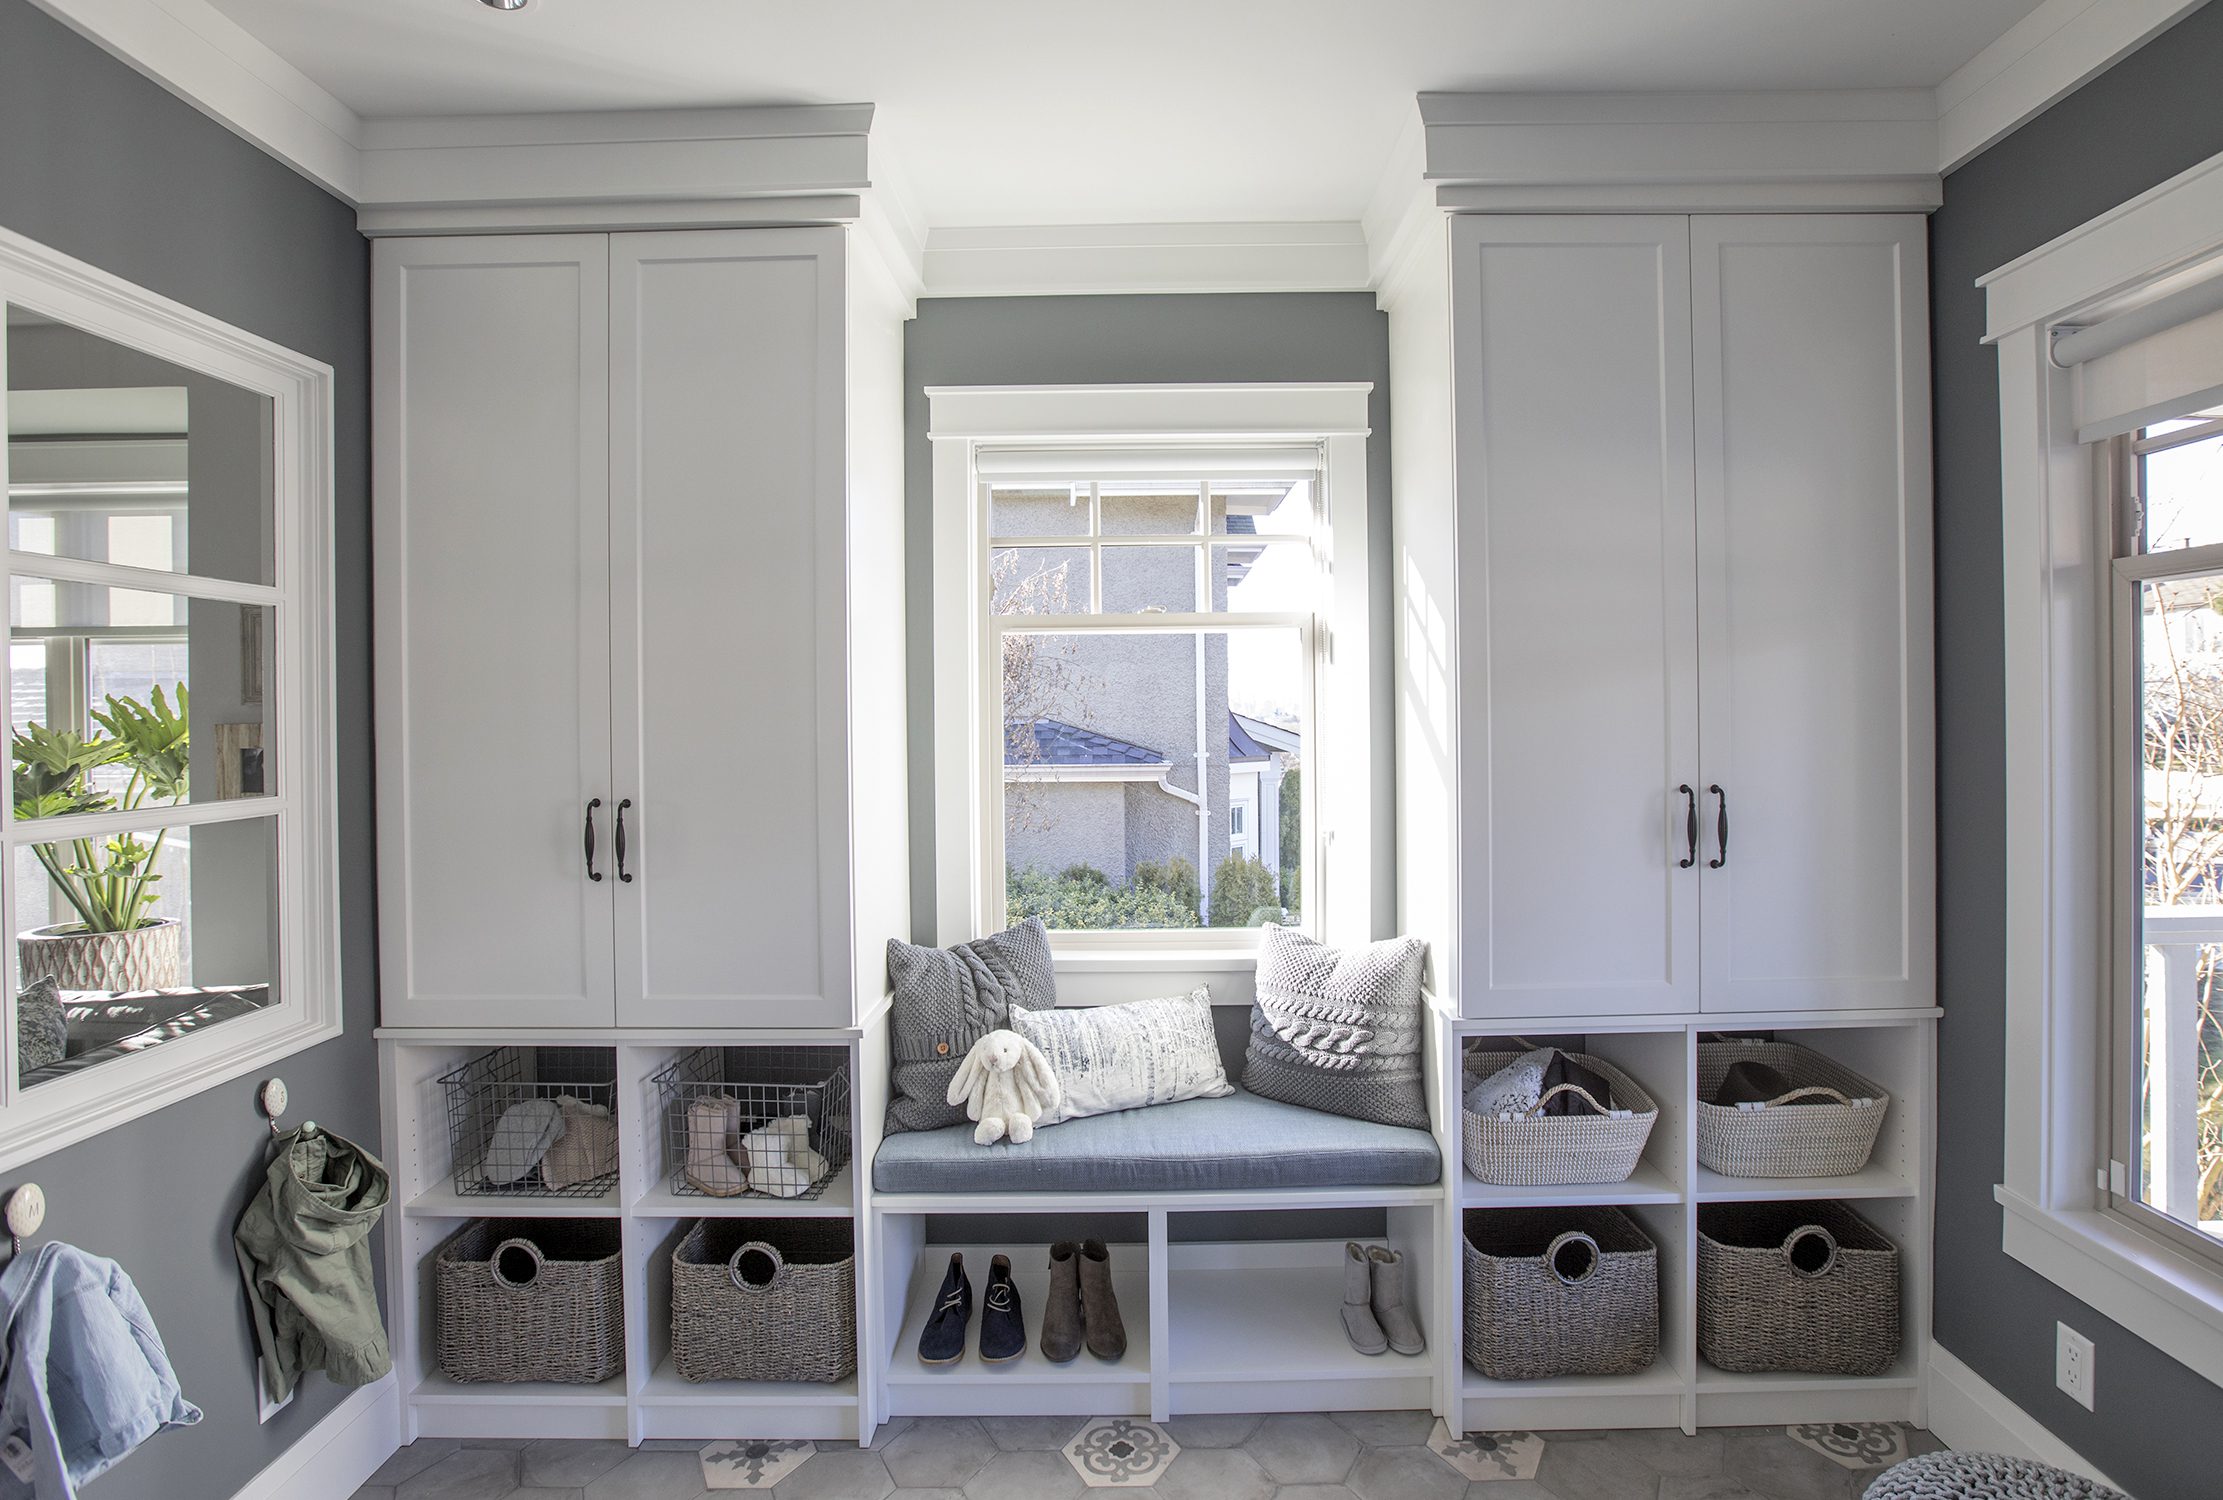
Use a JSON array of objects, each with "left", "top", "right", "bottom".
[
  {"left": 1050, "top": 947, "right": 1261, "bottom": 974},
  {"left": 1996, "top": 1183, "right": 2223, "bottom": 1388}
]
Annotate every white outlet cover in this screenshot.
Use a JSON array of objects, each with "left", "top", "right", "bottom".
[{"left": 2056, "top": 1321, "right": 2095, "bottom": 1410}]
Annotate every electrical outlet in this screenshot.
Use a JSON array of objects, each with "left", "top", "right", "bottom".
[{"left": 2056, "top": 1322, "right": 2095, "bottom": 1410}]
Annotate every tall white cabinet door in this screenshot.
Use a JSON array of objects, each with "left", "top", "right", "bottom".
[
  {"left": 373, "top": 236, "right": 617, "bottom": 1027},
  {"left": 609, "top": 230, "right": 851, "bottom": 1028},
  {"left": 1450, "top": 216, "right": 1702, "bottom": 1017},
  {"left": 1692, "top": 215, "right": 1934, "bottom": 1012}
]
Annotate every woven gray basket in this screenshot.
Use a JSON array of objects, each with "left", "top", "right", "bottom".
[
  {"left": 1462, "top": 1050, "right": 1660, "bottom": 1186},
  {"left": 1696, "top": 1040, "right": 1889, "bottom": 1178},
  {"left": 1697, "top": 1201, "right": 1900, "bottom": 1376},
  {"left": 671, "top": 1219, "right": 857, "bottom": 1383},
  {"left": 436, "top": 1219, "right": 625, "bottom": 1384},
  {"left": 1462, "top": 1207, "right": 1659, "bottom": 1380}
]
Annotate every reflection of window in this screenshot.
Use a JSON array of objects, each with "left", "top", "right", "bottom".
[
  {"left": 0, "top": 229, "right": 337, "bottom": 1172},
  {"left": 2112, "top": 406, "right": 2223, "bottom": 1269},
  {"left": 932, "top": 385, "right": 1373, "bottom": 955}
]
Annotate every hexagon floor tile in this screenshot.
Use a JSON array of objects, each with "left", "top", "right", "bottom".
[
  {"left": 1062, "top": 1416, "right": 1179, "bottom": 1488},
  {"left": 1426, "top": 1421, "right": 1544, "bottom": 1482},
  {"left": 699, "top": 1437, "right": 814, "bottom": 1489}
]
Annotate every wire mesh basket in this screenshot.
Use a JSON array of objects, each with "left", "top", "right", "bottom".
[
  {"left": 652, "top": 1045, "right": 851, "bottom": 1200},
  {"left": 441, "top": 1046, "right": 619, "bottom": 1199}
]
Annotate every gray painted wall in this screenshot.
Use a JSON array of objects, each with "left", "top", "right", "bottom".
[
  {"left": 0, "top": 3, "right": 377, "bottom": 1498},
  {"left": 1932, "top": 3, "right": 2223, "bottom": 1491},
  {"left": 904, "top": 294, "right": 1395, "bottom": 943}
]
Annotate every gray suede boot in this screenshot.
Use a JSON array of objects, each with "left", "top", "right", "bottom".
[
  {"left": 1341, "top": 1241, "right": 1388, "bottom": 1355},
  {"left": 1078, "top": 1239, "right": 1128, "bottom": 1360},
  {"left": 1368, "top": 1245, "right": 1426, "bottom": 1355},
  {"left": 1041, "top": 1241, "right": 1083, "bottom": 1363}
]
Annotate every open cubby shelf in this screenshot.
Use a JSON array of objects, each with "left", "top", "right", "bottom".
[{"left": 378, "top": 1011, "right": 1932, "bottom": 1442}]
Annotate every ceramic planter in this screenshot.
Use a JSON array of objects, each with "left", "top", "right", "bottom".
[{"left": 17, "top": 917, "right": 182, "bottom": 993}]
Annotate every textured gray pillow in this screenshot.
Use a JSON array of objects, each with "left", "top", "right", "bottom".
[
  {"left": 885, "top": 917, "right": 1057, "bottom": 1133},
  {"left": 1243, "top": 925, "right": 1429, "bottom": 1128},
  {"left": 15, "top": 976, "right": 66, "bottom": 1075}
]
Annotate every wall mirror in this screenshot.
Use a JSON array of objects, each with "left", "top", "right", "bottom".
[{"left": 0, "top": 227, "right": 335, "bottom": 1166}]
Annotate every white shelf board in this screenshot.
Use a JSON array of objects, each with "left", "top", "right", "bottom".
[
  {"left": 637, "top": 1360, "right": 859, "bottom": 1408},
  {"left": 1693, "top": 1356, "right": 1921, "bottom": 1395},
  {"left": 1693, "top": 1162, "right": 1913, "bottom": 1203},
  {"left": 1460, "top": 1356, "right": 1689, "bottom": 1399},
  {"left": 1167, "top": 1259, "right": 1433, "bottom": 1385},
  {"left": 1458, "top": 1159, "right": 1681, "bottom": 1208},
  {"left": 403, "top": 1184, "right": 620, "bottom": 1218},
  {"left": 886, "top": 1245, "right": 1151, "bottom": 1388},
  {"left": 408, "top": 1373, "right": 627, "bottom": 1407},
  {"left": 632, "top": 1163, "right": 856, "bottom": 1218}
]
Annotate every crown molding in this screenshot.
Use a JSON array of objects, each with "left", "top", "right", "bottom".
[
  {"left": 1935, "top": 0, "right": 2212, "bottom": 173},
  {"left": 919, "top": 221, "right": 1371, "bottom": 298}
]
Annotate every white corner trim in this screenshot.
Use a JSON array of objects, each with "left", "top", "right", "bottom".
[
  {"left": 23, "top": 0, "right": 363, "bottom": 202},
  {"left": 230, "top": 1374, "right": 400, "bottom": 1500},
  {"left": 920, "top": 222, "right": 1371, "bottom": 298},
  {"left": 1926, "top": 1346, "right": 2123, "bottom": 1490},
  {"left": 1936, "top": 0, "right": 2213, "bottom": 173}
]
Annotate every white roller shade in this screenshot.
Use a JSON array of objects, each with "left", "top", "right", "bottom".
[
  {"left": 973, "top": 444, "right": 1320, "bottom": 484},
  {"left": 2062, "top": 270, "right": 2223, "bottom": 442}
]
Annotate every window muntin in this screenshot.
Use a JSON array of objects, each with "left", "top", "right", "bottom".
[
  {"left": 2114, "top": 411, "right": 2223, "bottom": 1257},
  {"left": 983, "top": 471, "right": 1317, "bottom": 938}
]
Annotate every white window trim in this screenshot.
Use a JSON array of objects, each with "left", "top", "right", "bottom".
[
  {"left": 927, "top": 383, "right": 1373, "bottom": 963},
  {"left": 0, "top": 224, "right": 340, "bottom": 1172},
  {"left": 1989, "top": 145, "right": 2223, "bottom": 1386}
]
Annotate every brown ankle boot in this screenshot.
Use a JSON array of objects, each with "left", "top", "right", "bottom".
[
  {"left": 1078, "top": 1239, "right": 1127, "bottom": 1360},
  {"left": 1041, "top": 1241, "right": 1083, "bottom": 1363}
]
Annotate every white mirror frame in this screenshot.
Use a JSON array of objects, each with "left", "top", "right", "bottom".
[{"left": 0, "top": 224, "right": 340, "bottom": 1171}]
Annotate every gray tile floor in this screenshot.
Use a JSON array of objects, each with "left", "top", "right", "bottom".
[{"left": 350, "top": 1416, "right": 1945, "bottom": 1500}]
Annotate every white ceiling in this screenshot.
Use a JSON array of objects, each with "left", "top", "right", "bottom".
[{"left": 203, "top": 0, "right": 2049, "bottom": 228}]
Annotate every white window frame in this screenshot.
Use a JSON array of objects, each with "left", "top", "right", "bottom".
[
  {"left": 0, "top": 224, "right": 340, "bottom": 1172},
  {"left": 1991, "top": 145, "right": 2223, "bottom": 1386},
  {"left": 927, "top": 383, "right": 1372, "bottom": 969}
]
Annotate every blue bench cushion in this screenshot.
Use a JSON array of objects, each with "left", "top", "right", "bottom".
[{"left": 872, "top": 1087, "right": 1441, "bottom": 1195}]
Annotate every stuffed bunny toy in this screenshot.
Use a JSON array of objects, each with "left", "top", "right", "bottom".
[{"left": 946, "top": 1029, "right": 1061, "bottom": 1145}]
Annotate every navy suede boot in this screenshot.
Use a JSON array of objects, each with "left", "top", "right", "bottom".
[
  {"left": 979, "top": 1253, "right": 1025, "bottom": 1362},
  {"left": 916, "top": 1252, "right": 973, "bottom": 1366}
]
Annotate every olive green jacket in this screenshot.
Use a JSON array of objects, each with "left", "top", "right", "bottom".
[{"left": 233, "top": 1125, "right": 391, "bottom": 1402}]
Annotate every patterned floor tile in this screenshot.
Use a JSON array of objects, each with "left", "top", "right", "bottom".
[
  {"left": 1425, "top": 1424, "right": 1542, "bottom": 1483},
  {"left": 699, "top": 1437, "right": 813, "bottom": 1489},
  {"left": 1064, "top": 1417, "right": 1180, "bottom": 1488},
  {"left": 1786, "top": 1423, "right": 1909, "bottom": 1470},
  {"left": 1246, "top": 1413, "right": 1360, "bottom": 1485}
]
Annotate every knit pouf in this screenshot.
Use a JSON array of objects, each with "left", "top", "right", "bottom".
[{"left": 1863, "top": 1452, "right": 2128, "bottom": 1500}]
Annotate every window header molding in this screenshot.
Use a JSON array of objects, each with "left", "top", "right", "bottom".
[
  {"left": 925, "top": 383, "right": 1373, "bottom": 445},
  {"left": 1991, "top": 144, "right": 2223, "bottom": 1387}
]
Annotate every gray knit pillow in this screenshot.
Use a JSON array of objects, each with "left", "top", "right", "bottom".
[
  {"left": 1243, "top": 925, "right": 1429, "bottom": 1128},
  {"left": 885, "top": 917, "right": 1057, "bottom": 1133},
  {"left": 15, "top": 976, "right": 66, "bottom": 1076}
]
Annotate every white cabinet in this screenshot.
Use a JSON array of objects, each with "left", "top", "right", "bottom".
[
  {"left": 1432, "top": 213, "right": 1931, "bottom": 1019},
  {"left": 375, "top": 227, "right": 906, "bottom": 1030}
]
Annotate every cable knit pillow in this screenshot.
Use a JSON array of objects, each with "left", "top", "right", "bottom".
[
  {"left": 1243, "top": 925, "right": 1429, "bottom": 1128},
  {"left": 885, "top": 918, "right": 1058, "bottom": 1133},
  {"left": 1012, "top": 988, "right": 1234, "bottom": 1124}
]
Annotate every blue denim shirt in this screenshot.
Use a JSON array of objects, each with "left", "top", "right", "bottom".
[{"left": 0, "top": 1243, "right": 199, "bottom": 1500}]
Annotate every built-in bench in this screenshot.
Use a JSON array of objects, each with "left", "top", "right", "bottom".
[{"left": 871, "top": 1086, "right": 1441, "bottom": 1195}]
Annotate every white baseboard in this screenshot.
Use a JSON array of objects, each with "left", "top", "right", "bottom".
[
  {"left": 1928, "top": 1346, "right": 2124, "bottom": 1492},
  {"left": 232, "top": 1374, "right": 400, "bottom": 1500}
]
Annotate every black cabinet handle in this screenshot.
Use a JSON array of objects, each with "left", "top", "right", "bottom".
[
  {"left": 1678, "top": 784, "right": 1697, "bottom": 868},
  {"left": 615, "top": 798, "right": 633, "bottom": 884},
  {"left": 1709, "top": 784, "right": 1729, "bottom": 869},
  {"left": 583, "top": 798, "right": 603, "bottom": 882}
]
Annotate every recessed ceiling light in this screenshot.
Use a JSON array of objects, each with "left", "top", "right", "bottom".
[{"left": 480, "top": 0, "right": 528, "bottom": 11}]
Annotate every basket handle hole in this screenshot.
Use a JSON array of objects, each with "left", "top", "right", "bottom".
[
  {"left": 731, "top": 1245, "right": 780, "bottom": 1290},
  {"left": 1786, "top": 1226, "right": 1839, "bottom": 1278},
  {"left": 1547, "top": 1231, "right": 1600, "bottom": 1286},
  {"left": 493, "top": 1240, "right": 543, "bottom": 1289}
]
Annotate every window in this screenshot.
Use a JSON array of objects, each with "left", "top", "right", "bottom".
[
  {"left": 2113, "top": 407, "right": 2223, "bottom": 1260},
  {"left": 929, "top": 384, "right": 1372, "bottom": 954},
  {"left": 0, "top": 225, "right": 337, "bottom": 1171}
]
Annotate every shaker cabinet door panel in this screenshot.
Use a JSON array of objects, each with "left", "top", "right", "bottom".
[
  {"left": 374, "top": 237, "right": 617, "bottom": 1028},
  {"left": 1691, "top": 215, "right": 1934, "bottom": 1012},
  {"left": 1450, "top": 216, "right": 1702, "bottom": 1017},
  {"left": 608, "top": 230, "right": 850, "bottom": 1028}
]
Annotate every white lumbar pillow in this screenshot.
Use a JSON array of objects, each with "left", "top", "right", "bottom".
[{"left": 1011, "top": 988, "right": 1235, "bottom": 1124}]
